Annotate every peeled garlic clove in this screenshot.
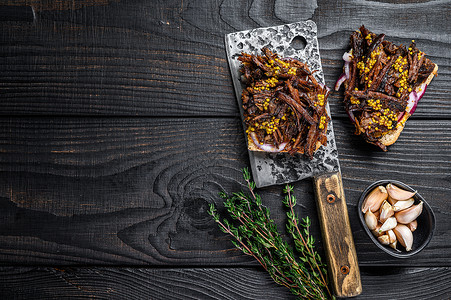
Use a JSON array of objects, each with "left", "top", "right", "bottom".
[
  {"left": 393, "top": 198, "right": 414, "bottom": 212},
  {"left": 387, "top": 229, "right": 396, "bottom": 244},
  {"left": 408, "top": 220, "right": 418, "bottom": 232},
  {"left": 379, "top": 200, "right": 394, "bottom": 223},
  {"left": 373, "top": 209, "right": 380, "bottom": 219},
  {"left": 372, "top": 224, "right": 383, "bottom": 237},
  {"left": 393, "top": 224, "right": 414, "bottom": 251},
  {"left": 362, "top": 186, "right": 388, "bottom": 213},
  {"left": 378, "top": 217, "right": 397, "bottom": 233},
  {"left": 395, "top": 201, "right": 423, "bottom": 224},
  {"left": 386, "top": 183, "right": 416, "bottom": 201},
  {"left": 364, "top": 210, "right": 378, "bottom": 230},
  {"left": 378, "top": 235, "right": 390, "bottom": 245},
  {"left": 389, "top": 240, "right": 397, "bottom": 250},
  {"left": 387, "top": 195, "right": 397, "bottom": 206}
]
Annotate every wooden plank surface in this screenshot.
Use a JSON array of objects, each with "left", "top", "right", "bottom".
[
  {"left": 0, "top": 0, "right": 449, "bottom": 117},
  {"left": 0, "top": 117, "right": 449, "bottom": 266},
  {"left": 0, "top": 266, "right": 450, "bottom": 300},
  {"left": 1, "top": 0, "right": 450, "bottom": 298}
]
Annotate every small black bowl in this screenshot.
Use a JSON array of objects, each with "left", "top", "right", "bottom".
[{"left": 358, "top": 180, "right": 436, "bottom": 258}]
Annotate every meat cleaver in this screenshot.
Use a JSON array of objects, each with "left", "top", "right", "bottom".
[{"left": 225, "top": 20, "right": 362, "bottom": 298}]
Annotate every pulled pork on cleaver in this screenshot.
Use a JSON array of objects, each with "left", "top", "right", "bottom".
[{"left": 239, "top": 48, "right": 331, "bottom": 159}]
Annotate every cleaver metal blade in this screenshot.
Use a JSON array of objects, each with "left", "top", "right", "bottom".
[
  {"left": 225, "top": 20, "right": 362, "bottom": 298},
  {"left": 225, "top": 20, "right": 339, "bottom": 188}
]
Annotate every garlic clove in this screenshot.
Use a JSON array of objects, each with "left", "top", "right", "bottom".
[
  {"left": 386, "top": 183, "right": 416, "bottom": 201},
  {"left": 362, "top": 185, "right": 388, "bottom": 213},
  {"left": 372, "top": 224, "right": 383, "bottom": 237},
  {"left": 393, "top": 198, "right": 414, "bottom": 212},
  {"left": 407, "top": 220, "right": 418, "bottom": 232},
  {"left": 379, "top": 200, "right": 394, "bottom": 223},
  {"left": 378, "top": 217, "right": 397, "bottom": 233},
  {"left": 387, "top": 229, "right": 397, "bottom": 244},
  {"left": 378, "top": 235, "right": 390, "bottom": 245},
  {"left": 364, "top": 210, "right": 378, "bottom": 230},
  {"left": 395, "top": 201, "right": 423, "bottom": 224},
  {"left": 387, "top": 195, "right": 398, "bottom": 206},
  {"left": 373, "top": 209, "right": 380, "bottom": 219},
  {"left": 389, "top": 240, "right": 397, "bottom": 250},
  {"left": 393, "top": 224, "right": 414, "bottom": 251}
]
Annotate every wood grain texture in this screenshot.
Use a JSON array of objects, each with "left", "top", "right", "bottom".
[
  {"left": 0, "top": 266, "right": 450, "bottom": 300},
  {"left": 314, "top": 172, "right": 361, "bottom": 297},
  {"left": 0, "top": 117, "right": 449, "bottom": 266},
  {"left": 2, "top": 0, "right": 114, "bottom": 12},
  {"left": 0, "top": 0, "right": 449, "bottom": 116},
  {"left": 1, "top": 1, "right": 450, "bottom": 298}
]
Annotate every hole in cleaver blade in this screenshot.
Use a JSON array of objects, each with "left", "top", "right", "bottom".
[
  {"left": 291, "top": 35, "right": 307, "bottom": 51},
  {"left": 224, "top": 20, "right": 340, "bottom": 188}
]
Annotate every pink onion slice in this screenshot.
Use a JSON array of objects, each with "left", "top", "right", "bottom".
[
  {"left": 343, "top": 51, "right": 351, "bottom": 79},
  {"left": 344, "top": 61, "right": 350, "bottom": 79},
  {"left": 249, "top": 132, "right": 287, "bottom": 153},
  {"left": 398, "top": 83, "right": 427, "bottom": 121},
  {"left": 335, "top": 51, "right": 352, "bottom": 91},
  {"left": 347, "top": 110, "right": 356, "bottom": 124},
  {"left": 335, "top": 73, "right": 347, "bottom": 91},
  {"left": 342, "top": 51, "right": 352, "bottom": 62},
  {"left": 397, "top": 111, "right": 406, "bottom": 122},
  {"left": 406, "top": 83, "right": 427, "bottom": 115}
]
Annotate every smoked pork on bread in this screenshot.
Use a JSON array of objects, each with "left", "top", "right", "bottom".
[
  {"left": 238, "top": 48, "right": 331, "bottom": 159},
  {"left": 335, "top": 26, "right": 438, "bottom": 151}
]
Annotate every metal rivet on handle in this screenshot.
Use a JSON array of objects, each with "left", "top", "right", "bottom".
[
  {"left": 340, "top": 265, "right": 350, "bottom": 275},
  {"left": 326, "top": 194, "right": 335, "bottom": 203}
]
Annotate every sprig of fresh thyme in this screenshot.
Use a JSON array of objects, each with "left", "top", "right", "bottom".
[{"left": 208, "top": 168, "right": 333, "bottom": 300}]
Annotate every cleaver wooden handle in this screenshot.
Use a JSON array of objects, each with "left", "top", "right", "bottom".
[{"left": 313, "top": 171, "right": 362, "bottom": 298}]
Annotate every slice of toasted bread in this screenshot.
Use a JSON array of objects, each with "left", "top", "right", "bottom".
[{"left": 337, "top": 26, "right": 438, "bottom": 150}]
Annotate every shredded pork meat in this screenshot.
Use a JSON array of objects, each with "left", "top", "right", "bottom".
[
  {"left": 238, "top": 48, "right": 330, "bottom": 159},
  {"left": 341, "top": 26, "right": 437, "bottom": 151}
]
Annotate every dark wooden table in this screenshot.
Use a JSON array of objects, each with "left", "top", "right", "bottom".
[{"left": 1, "top": 1, "right": 450, "bottom": 299}]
